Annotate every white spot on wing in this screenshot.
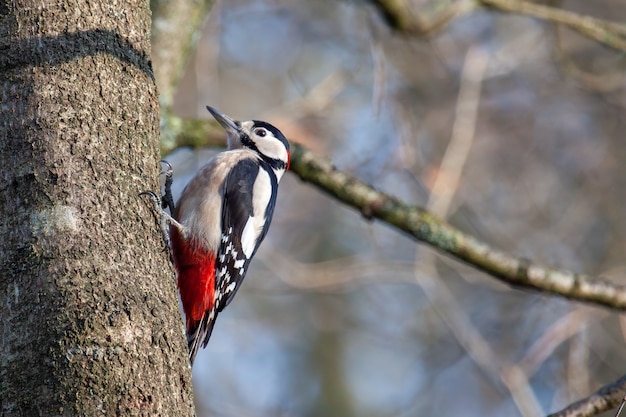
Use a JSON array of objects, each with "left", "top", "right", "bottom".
[
  {"left": 239, "top": 168, "right": 274, "bottom": 257},
  {"left": 240, "top": 217, "right": 257, "bottom": 258}
]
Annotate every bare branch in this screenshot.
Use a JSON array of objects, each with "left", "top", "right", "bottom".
[
  {"left": 161, "top": 122, "right": 626, "bottom": 311},
  {"left": 290, "top": 141, "right": 626, "bottom": 310},
  {"left": 371, "top": 0, "right": 475, "bottom": 36},
  {"left": 553, "top": 25, "right": 626, "bottom": 93},
  {"left": 371, "top": 0, "right": 626, "bottom": 52},
  {"left": 160, "top": 115, "right": 225, "bottom": 155},
  {"left": 481, "top": 0, "right": 626, "bottom": 52},
  {"left": 547, "top": 375, "right": 626, "bottom": 417}
]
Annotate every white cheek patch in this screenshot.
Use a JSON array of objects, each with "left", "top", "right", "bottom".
[{"left": 256, "top": 138, "right": 288, "bottom": 162}]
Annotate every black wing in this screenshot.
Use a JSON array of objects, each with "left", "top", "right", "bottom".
[{"left": 214, "top": 159, "right": 278, "bottom": 313}]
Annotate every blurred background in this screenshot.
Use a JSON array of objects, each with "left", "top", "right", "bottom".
[{"left": 157, "top": 1, "right": 626, "bottom": 416}]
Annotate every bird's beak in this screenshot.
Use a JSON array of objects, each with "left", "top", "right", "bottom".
[{"left": 206, "top": 106, "right": 240, "bottom": 136}]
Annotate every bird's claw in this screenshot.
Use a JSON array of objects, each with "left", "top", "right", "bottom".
[
  {"left": 139, "top": 190, "right": 174, "bottom": 256},
  {"left": 159, "top": 160, "right": 173, "bottom": 177}
]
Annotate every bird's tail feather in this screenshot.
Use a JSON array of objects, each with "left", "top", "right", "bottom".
[{"left": 187, "top": 307, "right": 217, "bottom": 364}]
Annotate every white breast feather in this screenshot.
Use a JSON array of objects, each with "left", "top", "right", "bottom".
[{"left": 175, "top": 150, "right": 260, "bottom": 252}]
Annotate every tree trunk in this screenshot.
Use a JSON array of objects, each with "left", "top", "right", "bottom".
[{"left": 0, "top": 1, "right": 194, "bottom": 415}]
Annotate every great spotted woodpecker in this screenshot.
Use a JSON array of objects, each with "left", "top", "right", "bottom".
[{"left": 143, "top": 106, "right": 290, "bottom": 364}]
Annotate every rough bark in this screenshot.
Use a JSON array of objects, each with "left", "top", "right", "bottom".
[{"left": 0, "top": 1, "right": 194, "bottom": 416}]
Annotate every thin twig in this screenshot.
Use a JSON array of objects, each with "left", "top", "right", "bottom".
[
  {"left": 417, "top": 47, "right": 543, "bottom": 417},
  {"left": 518, "top": 309, "right": 606, "bottom": 378},
  {"left": 370, "top": 0, "right": 476, "bottom": 36},
  {"left": 371, "top": 0, "right": 626, "bottom": 53},
  {"left": 615, "top": 394, "right": 626, "bottom": 417},
  {"left": 548, "top": 375, "right": 626, "bottom": 417},
  {"left": 553, "top": 25, "right": 626, "bottom": 93},
  {"left": 428, "top": 46, "right": 486, "bottom": 216},
  {"left": 481, "top": 0, "right": 626, "bottom": 52}
]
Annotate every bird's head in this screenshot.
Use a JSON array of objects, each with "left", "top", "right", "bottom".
[{"left": 207, "top": 106, "right": 290, "bottom": 172}]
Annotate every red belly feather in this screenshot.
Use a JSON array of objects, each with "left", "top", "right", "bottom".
[{"left": 170, "top": 226, "right": 216, "bottom": 333}]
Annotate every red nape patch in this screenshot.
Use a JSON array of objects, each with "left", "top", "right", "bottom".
[{"left": 170, "top": 227, "right": 215, "bottom": 332}]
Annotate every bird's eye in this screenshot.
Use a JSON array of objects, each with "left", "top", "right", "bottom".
[{"left": 254, "top": 128, "right": 267, "bottom": 137}]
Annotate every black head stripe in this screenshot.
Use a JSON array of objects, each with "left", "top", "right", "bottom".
[
  {"left": 240, "top": 132, "right": 254, "bottom": 149},
  {"left": 252, "top": 120, "right": 290, "bottom": 152},
  {"left": 264, "top": 157, "right": 288, "bottom": 171},
  {"left": 241, "top": 127, "right": 289, "bottom": 170}
]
